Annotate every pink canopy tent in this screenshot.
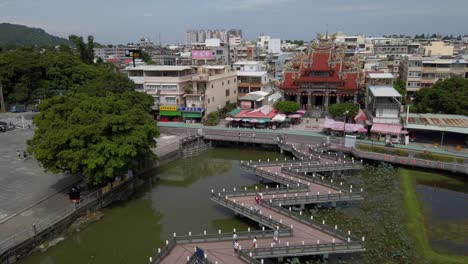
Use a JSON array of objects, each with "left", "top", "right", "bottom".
[{"left": 322, "top": 118, "right": 365, "bottom": 132}]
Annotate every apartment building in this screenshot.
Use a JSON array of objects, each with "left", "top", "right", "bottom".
[
  {"left": 424, "top": 41, "right": 454, "bottom": 56},
  {"left": 399, "top": 55, "right": 468, "bottom": 94},
  {"left": 233, "top": 61, "right": 271, "bottom": 97},
  {"left": 191, "top": 39, "right": 229, "bottom": 66},
  {"left": 257, "top": 35, "right": 281, "bottom": 54},
  {"left": 365, "top": 73, "right": 402, "bottom": 125},
  {"left": 125, "top": 65, "right": 194, "bottom": 119},
  {"left": 191, "top": 65, "right": 238, "bottom": 114},
  {"left": 335, "top": 34, "right": 366, "bottom": 56}
]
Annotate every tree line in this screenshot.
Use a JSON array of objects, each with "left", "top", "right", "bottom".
[{"left": 0, "top": 36, "right": 159, "bottom": 186}]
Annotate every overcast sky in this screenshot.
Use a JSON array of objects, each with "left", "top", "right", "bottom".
[{"left": 1, "top": 0, "right": 467, "bottom": 44}]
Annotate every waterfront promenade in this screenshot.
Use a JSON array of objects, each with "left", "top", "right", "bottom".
[
  {"left": 154, "top": 140, "right": 365, "bottom": 263},
  {"left": 158, "top": 122, "right": 468, "bottom": 174}
]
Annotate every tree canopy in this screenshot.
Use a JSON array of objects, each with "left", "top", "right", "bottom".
[
  {"left": 328, "top": 102, "right": 359, "bottom": 119},
  {"left": 394, "top": 80, "right": 407, "bottom": 104},
  {"left": 413, "top": 77, "right": 468, "bottom": 115},
  {"left": 274, "top": 101, "right": 300, "bottom": 113},
  {"left": 0, "top": 45, "right": 133, "bottom": 106},
  {"left": 28, "top": 91, "right": 159, "bottom": 185}
]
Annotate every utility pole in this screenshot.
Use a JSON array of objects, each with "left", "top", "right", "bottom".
[{"left": 0, "top": 83, "right": 5, "bottom": 113}]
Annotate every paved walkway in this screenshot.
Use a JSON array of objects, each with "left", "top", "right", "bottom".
[
  {"left": 0, "top": 132, "right": 186, "bottom": 251},
  {"left": 158, "top": 122, "right": 468, "bottom": 158}
]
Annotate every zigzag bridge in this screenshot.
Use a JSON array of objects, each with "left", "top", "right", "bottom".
[{"left": 151, "top": 138, "right": 366, "bottom": 263}]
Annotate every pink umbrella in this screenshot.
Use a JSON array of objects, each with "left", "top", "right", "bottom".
[{"left": 357, "top": 127, "right": 368, "bottom": 133}]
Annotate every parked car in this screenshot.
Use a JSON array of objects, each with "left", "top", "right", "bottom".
[
  {"left": 0, "top": 122, "right": 6, "bottom": 132},
  {"left": 10, "top": 105, "right": 26, "bottom": 113}
]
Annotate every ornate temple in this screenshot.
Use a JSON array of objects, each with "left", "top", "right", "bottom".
[{"left": 280, "top": 33, "right": 363, "bottom": 110}]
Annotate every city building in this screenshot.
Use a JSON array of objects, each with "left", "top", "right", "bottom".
[
  {"left": 191, "top": 65, "right": 238, "bottom": 115},
  {"left": 365, "top": 73, "right": 401, "bottom": 124},
  {"left": 230, "top": 44, "right": 260, "bottom": 62},
  {"left": 280, "top": 33, "right": 362, "bottom": 110},
  {"left": 125, "top": 65, "right": 195, "bottom": 119},
  {"left": 185, "top": 29, "right": 242, "bottom": 44},
  {"left": 399, "top": 55, "right": 468, "bottom": 94},
  {"left": 191, "top": 39, "right": 229, "bottom": 66},
  {"left": 234, "top": 61, "right": 272, "bottom": 97},
  {"left": 424, "top": 41, "right": 454, "bottom": 56},
  {"left": 257, "top": 35, "right": 281, "bottom": 54},
  {"left": 335, "top": 33, "right": 366, "bottom": 56}
]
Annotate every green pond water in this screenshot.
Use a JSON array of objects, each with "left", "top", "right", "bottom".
[
  {"left": 20, "top": 148, "right": 284, "bottom": 264},
  {"left": 19, "top": 148, "right": 468, "bottom": 263}
]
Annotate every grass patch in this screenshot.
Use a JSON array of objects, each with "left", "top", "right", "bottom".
[
  {"left": 399, "top": 169, "right": 468, "bottom": 264},
  {"left": 358, "top": 144, "right": 409, "bottom": 157},
  {"left": 414, "top": 152, "right": 456, "bottom": 163}
]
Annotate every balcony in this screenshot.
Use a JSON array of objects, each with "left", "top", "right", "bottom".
[
  {"left": 192, "top": 74, "right": 209, "bottom": 82},
  {"left": 237, "top": 82, "right": 262, "bottom": 88},
  {"left": 129, "top": 76, "right": 145, "bottom": 84},
  {"left": 144, "top": 75, "right": 193, "bottom": 83}
]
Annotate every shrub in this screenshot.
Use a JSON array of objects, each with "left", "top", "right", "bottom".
[
  {"left": 203, "top": 112, "right": 219, "bottom": 126},
  {"left": 414, "top": 153, "right": 455, "bottom": 163},
  {"left": 357, "top": 145, "right": 409, "bottom": 157}
]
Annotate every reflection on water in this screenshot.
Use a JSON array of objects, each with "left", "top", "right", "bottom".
[
  {"left": 415, "top": 176, "right": 468, "bottom": 255},
  {"left": 21, "top": 148, "right": 283, "bottom": 264}
]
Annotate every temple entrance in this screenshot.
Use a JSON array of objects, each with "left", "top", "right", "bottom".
[
  {"left": 300, "top": 93, "right": 308, "bottom": 109},
  {"left": 329, "top": 92, "right": 337, "bottom": 105},
  {"left": 314, "top": 94, "right": 324, "bottom": 108}
]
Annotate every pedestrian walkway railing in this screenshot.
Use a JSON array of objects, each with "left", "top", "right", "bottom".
[
  {"left": 283, "top": 161, "right": 363, "bottom": 173},
  {"left": 211, "top": 195, "right": 291, "bottom": 231},
  {"left": 216, "top": 185, "right": 309, "bottom": 198},
  {"left": 269, "top": 192, "right": 363, "bottom": 205},
  {"left": 242, "top": 240, "right": 365, "bottom": 259},
  {"left": 330, "top": 144, "right": 468, "bottom": 174},
  {"left": 0, "top": 189, "right": 100, "bottom": 255},
  {"left": 240, "top": 163, "right": 309, "bottom": 188}
]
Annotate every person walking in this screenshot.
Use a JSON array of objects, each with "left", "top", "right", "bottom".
[
  {"left": 255, "top": 194, "right": 260, "bottom": 205},
  {"left": 252, "top": 236, "right": 257, "bottom": 248},
  {"left": 233, "top": 240, "right": 239, "bottom": 256},
  {"left": 273, "top": 229, "right": 279, "bottom": 244},
  {"left": 233, "top": 232, "right": 237, "bottom": 243}
]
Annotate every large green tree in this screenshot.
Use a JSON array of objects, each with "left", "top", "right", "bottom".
[
  {"left": 394, "top": 79, "right": 407, "bottom": 105},
  {"left": 413, "top": 77, "right": 468, "bottom": 115},
  {"left": 274, "top": 100, "right": 300, "bottom": 113},
  {"left": 328, "top": 102, "right": 359, "bottom": 119},
  {"left": 28, "top": 91, "right": 159, "bottom": 185},
  {"left": 0, "top": 44, "right": 131, "bottom": 105}
]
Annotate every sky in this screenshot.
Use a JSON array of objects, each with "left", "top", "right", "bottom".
[{"left": 1, "top": 0, "right": 467, "bottom": 44}]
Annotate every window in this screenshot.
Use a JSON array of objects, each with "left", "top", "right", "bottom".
[
  {"left": 211, "top": 84, "right": 214, "bottom": 88},
  {"left": 408, "top": 71, "right": 421, "bottom": 77},
  {"left": 225, "top": 89, "right": 230, "bottom": 97},
  {"left": 208, "top": 98, "right": 210, "bottom": 104},
  {"left": 222, "top": 82, "right": 224, "bottom": 86},
  {"left": 234, "top": 90, "right": 236, "bottom": 94},
  {"left": 212, "top": 97, "right": 214, "bottom": 101},
  {"left": 216, "top": 50, "right": 223, "bottom": 55},
  {"left": 160, "top": 84, "right": 177, "bottom": 91},
  {"left": 228, "top": 80, "right": 230, "bottom": 84},
  {"left": 165, "top": 96, "right": 176, "bottom": 103},
  {"left": 234, "top": 79, "right": 237, "bottom": 82}
]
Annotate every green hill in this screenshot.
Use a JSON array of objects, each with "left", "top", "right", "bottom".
[{"left": 0, "top": 23, "right": 69, "bottom": 47}]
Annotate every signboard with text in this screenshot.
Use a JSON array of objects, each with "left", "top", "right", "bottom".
[
  {"left": 159, "top": 105, "right": 178, "bottom": 111},
  {"left": 180, "top": 107, "right": 203, "bottom": 112},
  {"left": 192, "top": 50, "right": 213, "bottom": 60}
]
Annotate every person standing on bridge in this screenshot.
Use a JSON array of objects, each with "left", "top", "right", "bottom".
[
  {"left": 273, "top": 229, "right": 278, "bottom": 244},
  {"left": 255, "top": 194, "right": 260, "bottom": 205},
  {"left": 252, "top": 236, "right": 257, "bottom": 248},
  {"left": 233, "top": 240, "right": 239, "bottom": 256},
  {"left": 233, "top": 232, "right": 237, "bottom": 243}
]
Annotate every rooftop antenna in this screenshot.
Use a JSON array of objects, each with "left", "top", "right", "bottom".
[{"left": 326, "top": 24, "right": 329, "bottom": 39}]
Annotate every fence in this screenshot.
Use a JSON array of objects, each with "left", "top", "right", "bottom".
[{"left": 330, "top": 144, "right": 468, "bottom": 174}]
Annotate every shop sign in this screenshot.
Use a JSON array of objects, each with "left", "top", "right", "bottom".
[
  {"left": 159, "top": 105, "right": 178, "bottom": 111},
  {"left": 180, "top": 107, "right": 203, "bottom": 112}
]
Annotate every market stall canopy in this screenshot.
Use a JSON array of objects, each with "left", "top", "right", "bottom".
[
  {"left": 272, "top": 114, "right": 287, "bottom": 122},
  {"left": 225, "top": 117, "right": 234, "bottom": 121},
  {"left": 322, "top": 118, "right": 365, "bottom": 132},
  {"left": 371, "top": 123, "right": 402, "bottom": 136}
]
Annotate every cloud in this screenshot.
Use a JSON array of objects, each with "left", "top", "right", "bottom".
[
  {"left": 217, "top": 0, "right": 293, "bottom": 10},
  {"left": 0, "top": 1, "right": 9, "bottom": 8}
]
